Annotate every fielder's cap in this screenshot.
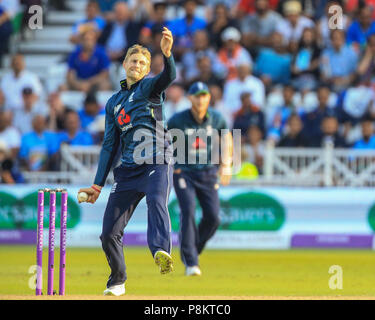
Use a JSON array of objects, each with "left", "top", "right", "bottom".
[
  {"left": 22, "top": 87, "right": 33, "bottom": 95},
  {"left": 283, "top": 1, "right": 302, "bottom": 15},
  {"left": 188, "top": 81, "right": 210, "bottom": 96},
  {"left": 221, "top": 27, "right": 241, "bottom": 42}
]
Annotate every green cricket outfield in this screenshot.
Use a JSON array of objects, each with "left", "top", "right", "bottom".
[{"left": 0, "top": 246, "right": 374, "bottom": 299}]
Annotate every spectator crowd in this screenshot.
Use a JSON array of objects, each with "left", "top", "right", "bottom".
[{"left": 1, "top": 0, "right": 375, "bottom": 183}]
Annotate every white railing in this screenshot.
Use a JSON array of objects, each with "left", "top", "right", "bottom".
[
  {"left": 19, "top": 143, "right": 375, "bottom": 187},
  {"left": 261, "top": 141, "right": 375, "bottom": 187},
  {"left": 22, "top": 145, "right": 115, "bottom": 185},
  {"left": 59, "top": 144, "right": 101, "bottom": 174}
]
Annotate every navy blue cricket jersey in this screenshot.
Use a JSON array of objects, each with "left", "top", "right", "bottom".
[
  {"left": 167, "top": 108, "right": 228, "bottom": 171},
  {"left": 94, "top": 54, "right": 176, "bottom": 186}
]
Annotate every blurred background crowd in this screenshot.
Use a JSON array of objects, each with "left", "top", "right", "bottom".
[{"left": 1, "top": 0, "right": 375, "bottom": 184}]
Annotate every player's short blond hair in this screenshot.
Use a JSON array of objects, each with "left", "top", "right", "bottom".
[{"left": 124, "top": 44, "right": 151, "bottom": 64}]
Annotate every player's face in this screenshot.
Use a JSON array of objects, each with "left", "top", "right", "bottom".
[
  {"left": 124, "top": 53, "right": 150, "bottom": 82},
  {"left": 190, "top": 93, "right": 211, "bottom": 113}
]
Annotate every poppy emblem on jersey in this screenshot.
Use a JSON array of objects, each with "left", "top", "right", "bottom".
[
  {"left": 192, "top": 137, "right": 206, "bottom": 149},
  {"left": 117, "top": 109, "right": 131, "bottom": 125}
]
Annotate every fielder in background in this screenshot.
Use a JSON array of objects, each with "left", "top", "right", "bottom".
[
  {"left": 167, "top": 82, "right": 233, "bottom": 276},
  {"left": 77, "top": 27, "right": 176, "bottom": 296}
]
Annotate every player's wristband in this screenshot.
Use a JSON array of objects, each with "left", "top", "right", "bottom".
[{"left": 91, "top": 185, "right": 101, "bottom": 193}]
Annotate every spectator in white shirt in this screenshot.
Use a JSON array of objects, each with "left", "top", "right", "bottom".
[
  {"left": 217, "top": 27, "right": 253, "bottom": 81},
  {"left": 164, "top": 83, "right": 191, "bottom": 121},
  {"left": 13, "top": 87, "right": 48, "bottom": 135},
  {"left": 0, "top": 54, "right": 43, "bottom": 111},
  {"left": 182, "top": 30, "right": 226, "bottom": 82},
  {"left": 0, "top": 110, "right": 21, "bottom": 160},
  {"left": 223, "top": 63, "right": 265, "bottom": 115},
  {"left": 276, "top": 0, "right": 315, "bottom": 49},
  {"left": 240, "top": 0, "right": 283, "bottom": 52},
  {"left": 0, "top": 0, "right": 19, "bottom": 17},
  {"left": 342, "top": 79, "right": 375, "bottom": 126}
]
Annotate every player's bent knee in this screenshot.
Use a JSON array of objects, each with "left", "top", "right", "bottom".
[
  {"left": 100, "top": 232, "right": 122, "bottom": 245},
  {"left": 212, "top": 216, "right": 221, "bottom": 229},
  {"left": 204, "top": 215, "right": 220, "bottom": 230},
  {"left": 146, "top": 193, "right": 166, "bottom": 208}
]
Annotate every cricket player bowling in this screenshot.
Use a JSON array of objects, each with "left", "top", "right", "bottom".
[{"left": 78, "top": 27, "right": 175, "bottom": 296}]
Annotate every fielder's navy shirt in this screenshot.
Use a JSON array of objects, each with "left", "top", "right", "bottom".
[
  {"left": 94, "top": 54, "right": 176, "bottom": 186},
  {"left": 167, "top": 108, "right": 228, "bottom": 171}
]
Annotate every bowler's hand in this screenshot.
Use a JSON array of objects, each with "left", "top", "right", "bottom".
[
  {"left": 219, "top": 165, "right": 232, "bottom": 186},
  {"left": 160, "top": 27, "right": 173, "bottom": 58},
  {"left": 77, "top": 185, "right": 102, "bottom": 204}
]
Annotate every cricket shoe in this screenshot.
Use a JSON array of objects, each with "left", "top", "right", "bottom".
[
  {"left": 154, "top": 250, "right": 174, "bottom": 274},
  {"left": 103, "top": 283, "right": 125, "bottom": 296},
  {"left": 185, "top": 265, "right": 202, "bottom": 276}
]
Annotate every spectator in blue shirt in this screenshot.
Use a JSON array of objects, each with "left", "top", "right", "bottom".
[
  {"left": 78, "top": 91, "right": 105, "bottom": 130},
  {"left": 353, "top": 115, "right": 375, "bottom": 149},
  {"left": 302, "top": 84, "right": 338, "bottom": 140},
  {"left": 268, "top": 84, "right": 304, "bottom": 141},
  {"left": 66, "top": 29, "right": 112, "bottom": 92},
  {"left": 321, "top": 29, "right": 358, "bottom": 92},
  {"left": 167, "top": 0, "right": 207, "bottom": 59},
  {"left": 346, "top": 6, "right": 375, "bottom": 51},
  {"left": 19, "top": 115, "right": 60, "bottom": 171},
  {"left": 70, "top": 0, "right": 106, "bottom": 44},
  {"left": 96, "top": 0, "right": 127, "bottom": 20},
  {"left": 291, "top": 27, "right": 321, "bottom": 91},
  {"left": 139, "top": 1, "right": 170, "bottom": 51},
  {"left": 59, "top": 110, "right": 94, "bottom": 146},
  {"left": 97, "top": 1, "right": 142, "bottom": 63},
  {"left": 254, "top": 32, "right": 292, "bottom": 88}
]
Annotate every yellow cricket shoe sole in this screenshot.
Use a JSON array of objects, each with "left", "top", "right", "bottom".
[{"left": 154, "top": 250, "right": 174, "bottom": 275}]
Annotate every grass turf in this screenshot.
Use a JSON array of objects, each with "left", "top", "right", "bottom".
[{"left": 0, "top": 246, "right": 374, "bottom": 298}]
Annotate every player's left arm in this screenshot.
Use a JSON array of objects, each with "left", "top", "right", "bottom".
[
  {"left": 148, "top": 27, "right": 176, "bottom": 99},
  {"left": 78, "top": 97, "right": 120, "bottom": 203},
  {"left": 219, "top": 130, "right": 233, "bottom": 186},
  {"left": 216, "top": 113, "right": 232, "bottom": 186}
]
